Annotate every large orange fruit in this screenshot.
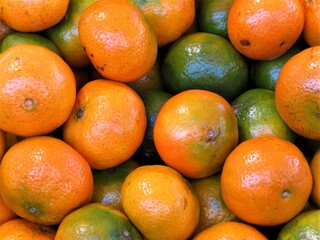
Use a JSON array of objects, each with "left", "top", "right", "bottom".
[
  {"left": 78, "top": 0, "right": 157, "bottom": 82},
  {"left": 275, "top": 46, "right": 320, "bottom": 140},
  {"left": 0, "top": 136, "right": 94, "bottom": 225},
  {"left": 228, "top": 0, "right": 304, "bottom": 60},
  {"left": 0, "top": 44, "right": 76, "bottom": 137},
  {"left": 193, "top": 221, "right": 268, "bottom": 240},
  {"left": 154, "top": 89, "right": 238, "bottom": 178},
  {"left": 121, "top": 165, "right": 200, "bottom": 240},
  {"left": 63, "top": 79, "right": 147, "bottom": 169},
  {"left": 0, "top": 0, "right": 69, "bottom": 32},
  {"left": 0, "top": 218, "right": 56, "bottom": 239},
  {"left": 129, "top": 0, "right": 196, "bottom": 46},
  {"left": 221, "top": 136, "right": 313, "bottom": 226}
]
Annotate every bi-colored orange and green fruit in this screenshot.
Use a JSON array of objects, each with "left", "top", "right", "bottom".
[
  {"left": 78, "top": 0, "right": 157, "bottom": 82},
  {"left": 302, "top": 0, "right": 320, "bottom": 46},
  {"left": 129, "top": 0, "right": 195, "bottom": 46},
  {"left": 228, "top": 0, "right": 305, "bottom": 60},
  {"left": 55, "top": 203, "right": 143, "bottom": 240},
  {"left": 197, "top": 0, "right": 235, "bottom": 39},
  {"left": 310, "top": 149, "right": 320, "bottom": 207},
  {"left": 162, "top": 32, "right": 248, "bottom": 100},
  {"left": 0, "top": 44, "right": 76, "bottom": 137},
  {"left": 221, "top": 136, "right": 313, "bottom": 226},
  {"left": 0, "top": 136, "right": 94, "bottom": 225},
  {"left": 190, "top": 174, "right": 237, "bottom": 235},
  {"left": 275, "top": 46, "right": 320, "bottom": 140},
  {"left": 91, "top": 159, "right": 140, "bottom": 211},
  {"left": 121, "top": 165, "right": 200, "bottom": 240},
  {"left": 0, "top": 218, "right": 56, "bottom": 239},
  {"left": 231, "top": 88, "right": 297, "bottom": 143},
  {"left": 193, "top": 221, "right": 268, "bottom": 240},
  {"left": 0, "top": 0, "right": 69, "bottom": 32},
  {"left": 277, "top": 209, "right": 320, "bottom": 240},
  {"left": 250, "top": 44, "right": 302, "bottom": 91},
  {"left": 0, "top": 32, "right": 62, "bottom": 56},
  {"left": 154, "top": 89, "right": 238, "bottom": 178},
  {"left": 45, "top": 0, "right": 97, "bottom": 68},
  {"left": 63, "top": 79, "right": 147, "bottom": 169}
]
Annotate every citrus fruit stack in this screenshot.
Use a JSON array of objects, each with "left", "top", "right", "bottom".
[{"left": 0, "top": 0, "right": 319, "bottom": 239}]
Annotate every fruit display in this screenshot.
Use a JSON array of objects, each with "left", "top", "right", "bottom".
[{"left": 0, "top": 0, "right": 319, "bottom": 239}]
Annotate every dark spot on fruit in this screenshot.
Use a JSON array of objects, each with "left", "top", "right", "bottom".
[
  {"left": 240, "top": 39, "right": 250, "bottom": 46},
  {"left": 90, "top": 53, "right": 94, "bottom": 58},
  {"left": 316, "top": 113, "right": 320, "bottom": 119},
  {"left": 75, "top": 107, "right": 84, "bottom": 119},
  {"left": 279, "top": 41, "right": 286, "bottom": 47},
  {"left": 205, "top": 128, "right": 221, "bottom": 143}
]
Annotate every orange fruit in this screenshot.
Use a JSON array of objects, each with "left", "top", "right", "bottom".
[
  {"left": 78, "top": 0, "right": 157, "bottom": 82},
  {"left": 0, "top": 0, "right": 69, "bottom": 32},
  {"left": 63, "top": 79, "right": 147, "bottom": 170},
  {"left": 0, "top": 44, "right": 76, "bottom": 137},
  {"left": 121, "top": 165, "right": 200, "bottom": 240},
  {"left": 55, "top": 203, "right": 143, "bottom": 239},
  {"left": 303, "top": 0, "right": 320, "bottom": 46},
  {"left": 0, "top": 194, "right": 16, "bottom": 225},
  {"left": 91, "top": 159, "right": 140, "bottom": 211},
  {"left": 275, "top": 46, "right": 320, "bottom": 140},
  {"left": 129, "top": 0, "right": 196, "bottom": 46},
  {"left": 0, "top": 136, "right": 94, "bottom": 225},
  {"left": 190, "top": 174, "right": 237, "bottom": 235},
  {"left": 193, "top": 221, "right": 268, "bottom": 240},
  {"left": 221, "top": 136, "right": 313, "bottom": 226},
  {"left": 0, "top": 218, "right": 56, "bottom": 239},
  {"left": 310, "top": 148, "right": 320, "bottom": 207},
  {"left": 228, "top": 0, "right": 305, "bottom": 60},
  {"left": 154, "top": 89, "right": 238, "bottom": 179}
]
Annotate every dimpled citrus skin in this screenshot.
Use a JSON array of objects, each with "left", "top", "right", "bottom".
[
  {"left": 228, "top": 0, "right": 304, "bottom": 60},
  {"left": 78, "top": 0, "right": 158, "bottom": 82},
  {"left": 275, "top": 46, "right": 320, "bottom": 140},
  {"left": 63, "top": 80, "right": 147, "bottom": 170},
  {"left": 0, "top": 0, "right": 69, "bottom": 32},
  {"left": 0, "top": 136, "right": 94, "bottom": 225},
  {"left": 221, "top": 136, "right": 313, "bottom": 226},
  {"left": 0, "top": 44, "right": 76, "bottom": 137},
  {"left": 121, "top": 165, "right": 200, "bottom": 240}
]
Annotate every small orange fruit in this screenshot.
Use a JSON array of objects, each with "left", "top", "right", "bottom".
[
  {"left": 0, "top": 194, "right": 16, "bottom": 225},
  {"left": 0, "top": 44, "right": 76, "bottom": 137},
  {"left": 121, "top": 165, "right": 200, "bottom": 240},
  {"left": 303, "top": 0, "right": 320, "bottom": 46},
  {"left": 78, "top": 0, "right": 157, "bottom": 82},
  {"left": 310, "top": 148, "right": 320, "bottom": 207},
  {"left": 129, "top": 0, "right": 196, "bottom": 46},
  {"left": 0, "top": 0, "right": 69, "bottom": 32},
  {"left": 55, "top": 203, "right": 143, "bottom": 239},
  {"left": 228, "top": 0, "right": 305, "bottom": 60},
  {"left": 63, "top": 79, "right": 147, "bottom": 169},
  {"left": 154, "top": 89, "right": 238, "bottom": 179},
  {"left": 0, "top": 218, "right": 56, "bottom": 239},
  {"left": 0, "top": 136, "right": 94, "bottom": 225},
  {"left": 275, "top": 46, "right": 320, "bottom": 140},
  {"left": 193, "top": 221, "right": 268, "bottom": 240},
  {"left": 221, "top": 136, "right": 313, "bottom": 226}
]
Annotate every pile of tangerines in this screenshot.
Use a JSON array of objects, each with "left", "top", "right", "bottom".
[{"left": 0, "top": 0, "right": 319, "bottom": 239}]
